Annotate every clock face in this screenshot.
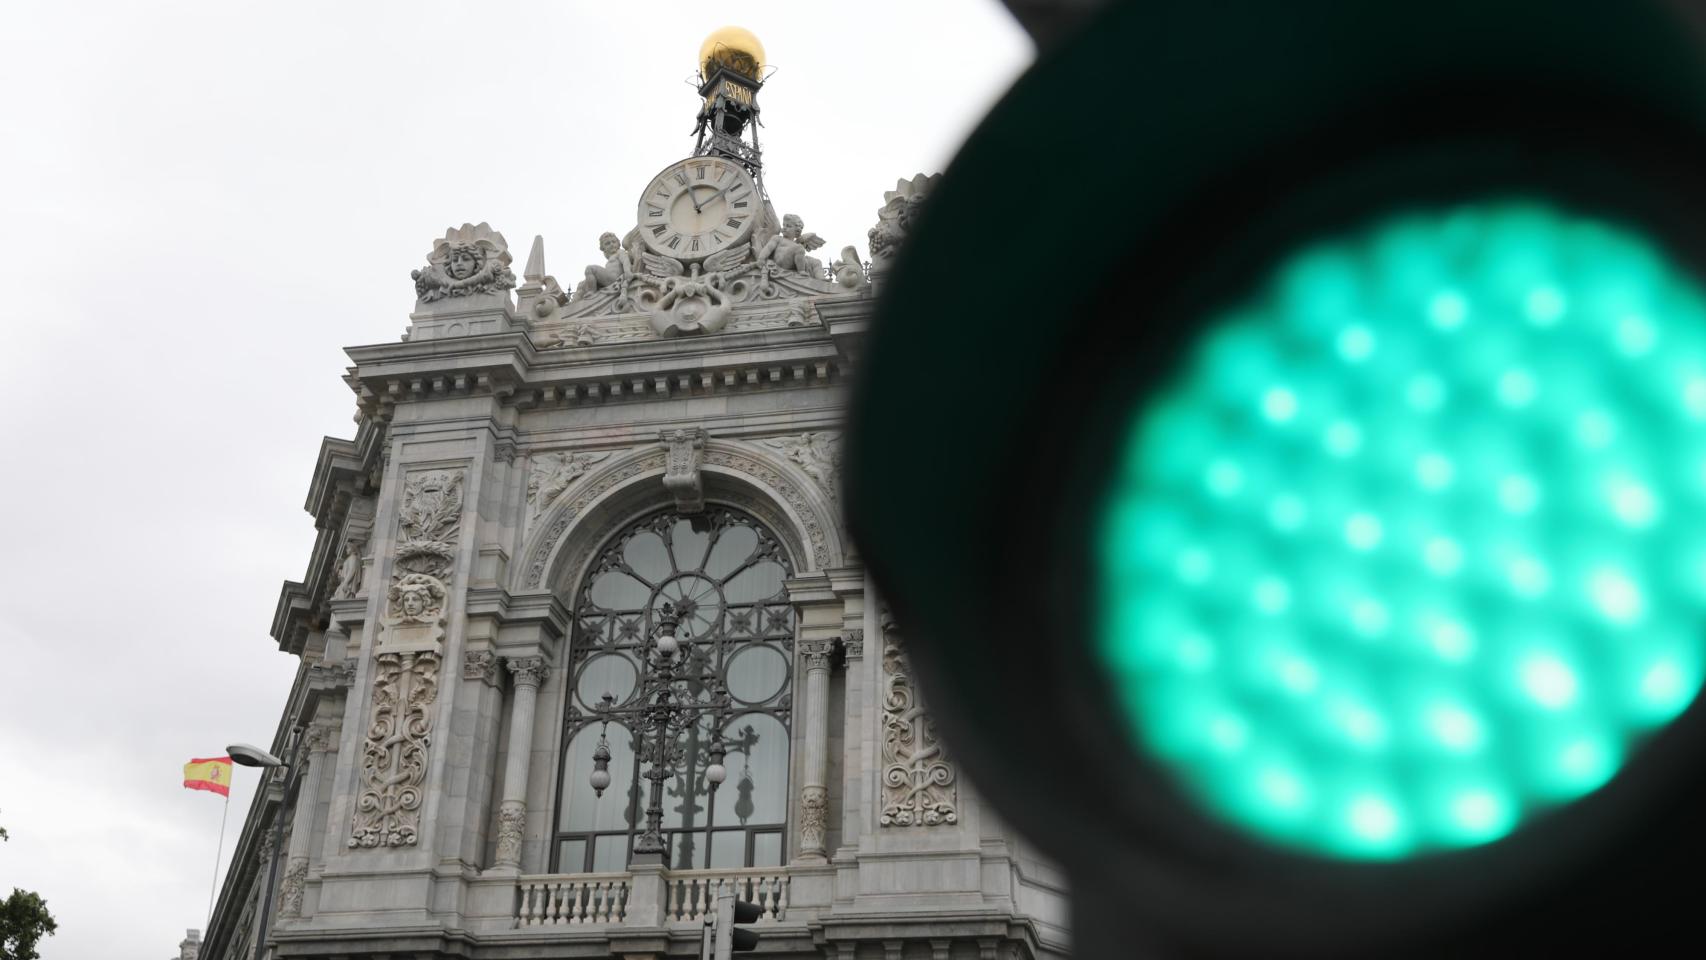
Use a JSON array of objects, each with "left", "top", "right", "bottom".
[{"left": 637, "top": 156, "right": 759, "bottom": 259}]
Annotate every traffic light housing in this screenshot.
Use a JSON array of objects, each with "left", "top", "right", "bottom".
[
  {"left": 711, "top": 891, "right": 761, "bottom": 958},
  {"left": 849, "top": 0, "right": 1706, "bottom": 954}
]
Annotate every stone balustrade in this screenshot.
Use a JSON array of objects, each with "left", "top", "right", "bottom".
[
  {"left": 517, "top": 873, "right": 630, "bottom": 926},
  {"left": 663, "top": 868, "right": 790, "bottom": 922},
  {"left": 514, "top": 867, "right": 789, "bottom": 928}
]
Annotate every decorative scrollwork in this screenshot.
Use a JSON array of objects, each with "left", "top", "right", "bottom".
[
  {"left": 879, "top": 611, "right": 958, "bottom": 827},
  {"left": 350, "top": 649, "right": 440, "bottom": 848}
]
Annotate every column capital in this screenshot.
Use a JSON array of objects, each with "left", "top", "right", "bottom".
[
  {"left": 799, "top": 637, "right": 836, "bottom": 670},
  {"left": 506, "top": 656, "right": 548, "bottom": 688},
  {"left": 842, "top": 628, "right": 865, "bottom": 661},
  {"left": 462, "top": 649, "right": 502, "bottom": 687}
]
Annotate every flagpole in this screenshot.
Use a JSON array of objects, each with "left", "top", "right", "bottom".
[{"left": 206, "top": 789, "right": 231, "bottom": 929}]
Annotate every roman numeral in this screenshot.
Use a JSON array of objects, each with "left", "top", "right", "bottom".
[
  {"left": 666, "top": 234, "right": 682, "bottom": 249},
  {"left": 651, "top": 224, "right": 668, "bottom": 237},
  {"left": 695, "top": 164, "right": 706, "bottom": 180},
  {"left": 690, "top": 236, "right": 702, "bottom": 251},
  {"left": 655, "top": 188, "right": 670, "bottom": 198},
  {"left": 732, "top": 200, "right": 748, "bottom": 208},
  {"left": 726, "top": 217, "right": 742, "bottom": 229},
  {"left": 647, "top": 206, "right": 664, "bottom": 219},
  {"left": 711, "top": 230, "right": 728, "bottom": 242},
  {"left": 673, "top": 172, "right": 689, "bottom": 186}
]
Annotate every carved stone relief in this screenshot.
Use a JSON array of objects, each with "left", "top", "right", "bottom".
[
  {"left": 520, "top": 439, "right": 840, "bottom": 592},
  {"left": 462, "top": 649, "right": 501, "bottom": 687},
  {"left": 331, "top": 533, "right": 368, "bottom": 600},
  {"left": 701, "top": 445, "right": 834, "bottom": 570},
  {"left": 523, "top": 450, "right": 669, "bottom": 588},
  {"left": 278, "top": 856, "right": 309, "bottom": 919},
  {"left": 661, "top": 428, "right": 708, "bottom": 512},
  {"left": 756, "top": 433, "right": 842, "bottom": 503},
  {"left": 410, "top": 223, "right": 517, "bottom": 304},
  {"left": 867, "top": 173, "right": 941, "bottom": 276},
  {"left": 526, "top": 450, "right": 612, "bottom": 525},
  {"left": 799, "top": 785, "right": 829, "bottom": 854},
  {"left": 349, "top": 648, "right": 441, "bottom": 848},
  {"left": 494, "top": 801, "right": 527, "bottom": 866},
  {"left": 879, "top": 610, "right": 958, "bottom": 827},
  {"left": 843, "top": 628, "right": 864, "bottom": 661},
  {"left": 351, "top": 469, "right": 464, "bottom": 849}
]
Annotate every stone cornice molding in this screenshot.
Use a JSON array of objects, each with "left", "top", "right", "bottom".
[
  {"left": 461, "top": 587, "right": 571, "bottom": 639},
  {"left": 343, "top": 325, "right": 850, "bottom": 423}
]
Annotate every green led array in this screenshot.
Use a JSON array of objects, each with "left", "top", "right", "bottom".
[{"left": 1095, "top": 198, "right": 1706, "bottom": 860}]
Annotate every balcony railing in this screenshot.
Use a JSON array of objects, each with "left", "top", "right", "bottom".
[
  {"left": 514, "top": 867, "right": 789, "bottom": 928},
  {"left": 663, "top": 868, "right": 789, "bottom": 922},
  {"left": 518, "top": 873, "right": 630, "bottom": 926}
]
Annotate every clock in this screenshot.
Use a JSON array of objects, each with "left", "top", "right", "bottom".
[{"left": 636, "top": 156, "right": 759, "bottom": 260}]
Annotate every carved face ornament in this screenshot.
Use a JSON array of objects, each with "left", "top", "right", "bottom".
[{"left": 446, "top": 244, "right": 483, "bottom": 280}]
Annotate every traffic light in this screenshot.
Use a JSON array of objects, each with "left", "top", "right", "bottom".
[
  {"left": 848, "top": 0, "right": 1706, "bottom": 954},
  {"left": 708, "top": 889, "right": 760, "bottom": 959}
]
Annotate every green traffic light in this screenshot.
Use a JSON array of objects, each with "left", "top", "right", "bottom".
[{"left": 1096, "top": 198, "right": 1706, "bottom": 860}]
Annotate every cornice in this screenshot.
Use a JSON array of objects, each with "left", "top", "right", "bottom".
[
  {"left": 343, "top": 322, "right": 858, "bottom": 421},
  {"left": 462, "top": 587, "right": 572, "bottom": 639}
]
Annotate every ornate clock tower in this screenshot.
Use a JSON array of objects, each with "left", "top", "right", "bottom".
[
  {"left": 694, "top": 26, "right": 768, "bottom": 176},
  {"left": 195, "top": 27, "right": 1070, "bottom": 960}
]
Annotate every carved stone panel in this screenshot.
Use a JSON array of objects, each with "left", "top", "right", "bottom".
[
  {"left": 349, "top": 649, "right": 441, "bottom": 848},
  {"left": 756, "top": 432, "right": 842, "bottom": 503},
  {"left": 351, "top": 468, "right": 464, "bottom": 849},
  {"left": 879, "top": 611, "right": 958, "bottom": 827},
  {"left": 526, "top": 450, "right": 611, "bottom": 525}
]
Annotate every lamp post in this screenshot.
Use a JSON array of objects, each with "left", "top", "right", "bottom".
[
  {"left": 589, "top": 601, "right": 730, "bottom": 867},
  {"left": 227, "top": 736, "right": 299, "bottom": 960}
]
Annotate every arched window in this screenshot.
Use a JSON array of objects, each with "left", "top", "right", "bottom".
[{"left": 553, "top": 507, "right": 795, "bottom": 873}]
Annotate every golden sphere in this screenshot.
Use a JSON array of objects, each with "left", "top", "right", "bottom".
[{"left": 699, "top": 26, "right": 765, "bottom": 81}]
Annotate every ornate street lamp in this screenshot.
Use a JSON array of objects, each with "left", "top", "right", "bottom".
[{"left": 588, "top": 601, "right": 731, "bottom": 865}]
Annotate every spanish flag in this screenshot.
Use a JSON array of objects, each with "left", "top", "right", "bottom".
[{"left": 183, "top": 756, "right": 233, "bottom": 797}]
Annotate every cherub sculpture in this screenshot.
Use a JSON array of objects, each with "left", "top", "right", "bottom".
[
  {"left": 759, "top": 214, "right": 825, "bottom": 277},
  {"left": 575, "top": 231, "right": 633, "bottom": 299}
]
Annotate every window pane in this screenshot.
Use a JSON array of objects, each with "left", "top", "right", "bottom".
[
  {"left": 752, "top": 831, "right": 782, "bottom": 867},
  {"left": 663, "top": 716, "right": 719, "bottom": 830},
  {"left": 726, "top": 643, "right": 789, "bottom": 704},
  {"left": 557, "top": 838, "right": 588, "bottom": 873},
  {"left": 670, "top": 519, "right": 711, "bottom": 571},
  {"left": 670, "top": 830, "right": 707, "bottom": 870},
  {"left": 560, "top": 723, "right": 638, "bottom": 832},
  {"left": 592, "top": 834, "right": 629, "bottom": 873},
  {"left": 711, "top": 713, "right": 789, "bottom": 826},
  {"left": 590, "top": 569, "right": 650, "bottom": 610},
  {"left": 723, "top": 560, "right": 786, "bottom": 603},
  {"left": 704, "top": 524, "right": 759, "bottom": 578},
  {"left": 708, "top": 830, "right": 746, "bottom": 869},
  {"left": 622, "top": 530, "right": 671, "bottom": 583},
  {"left": 576, "top": 653, "right": 638, "bottom": 710}
]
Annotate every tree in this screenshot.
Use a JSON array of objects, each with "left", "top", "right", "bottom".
[{"left": 0, "top": 813, "right": 56, "bottom": 960}]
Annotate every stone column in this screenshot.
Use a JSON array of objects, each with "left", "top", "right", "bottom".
[
  {"left": 797, "top": 637, "right": 836, "bottom": 861},
  {"left": 494, "top": 656, "right": 548, "bottom": 868},
  {"left": 278, "top": 721, "right": 337, "bottom": 919}
]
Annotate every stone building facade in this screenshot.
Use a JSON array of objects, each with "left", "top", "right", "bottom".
[{"left": 198, "top": 32, "right": 1069, "bottom": 960}]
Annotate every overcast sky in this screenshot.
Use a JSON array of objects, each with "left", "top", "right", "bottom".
[{"left": 0, "top": 3, "right": 1030, "bottom": 957}]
